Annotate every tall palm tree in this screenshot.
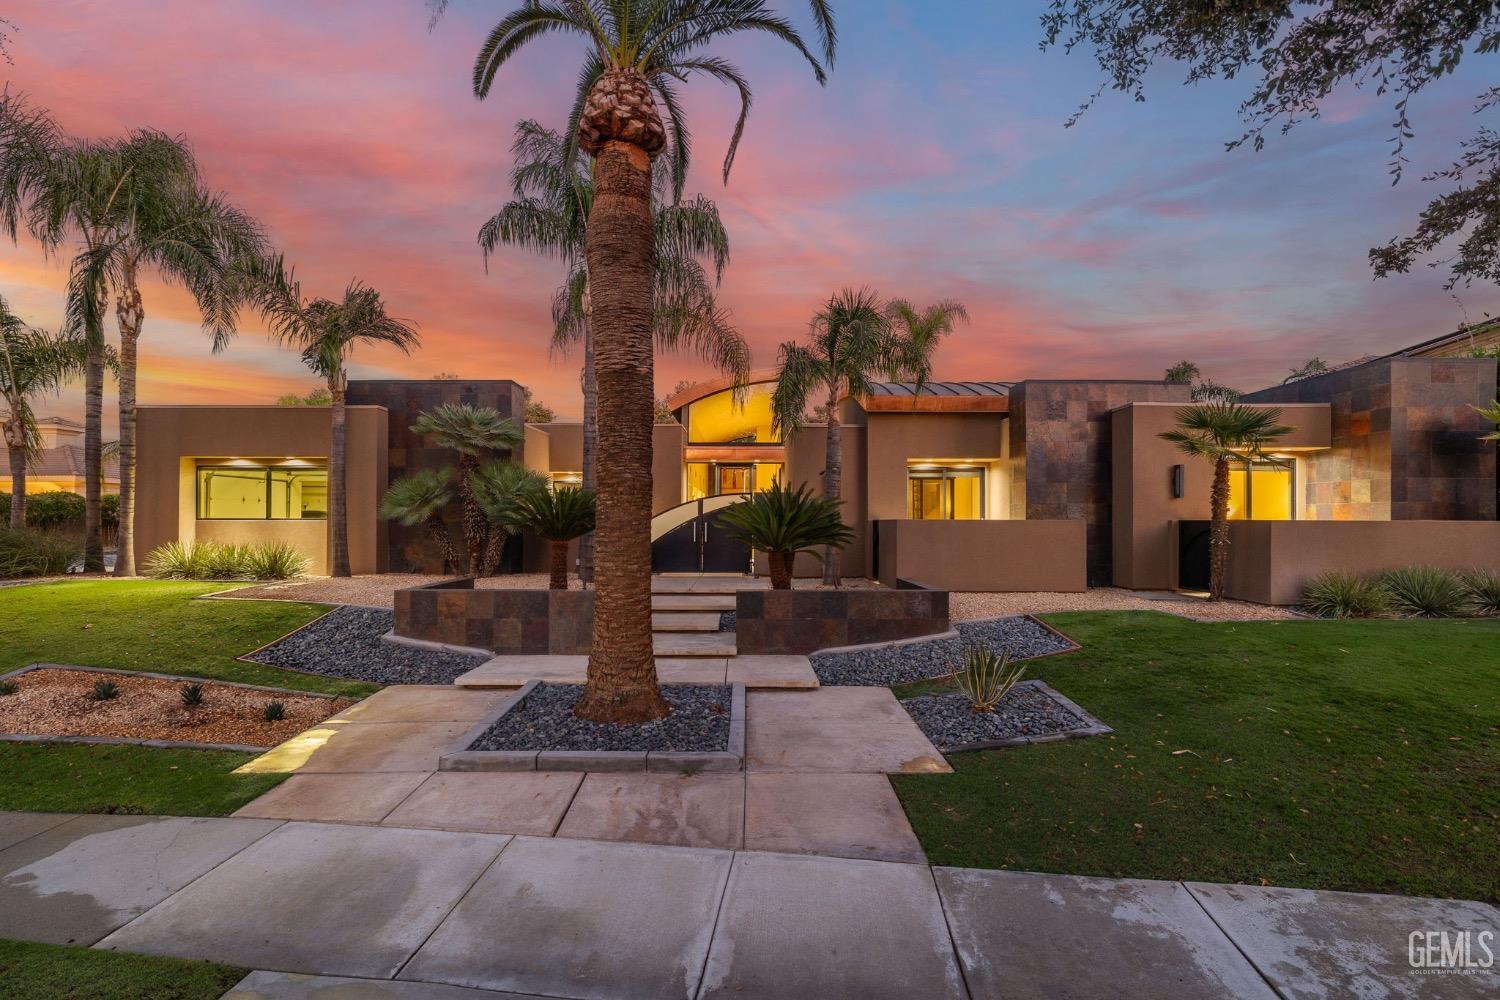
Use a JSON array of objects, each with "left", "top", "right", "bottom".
[
  {"left": 68, "top": 147, "right": 266, "bottom": 576},
  {"left": 885, "top": 298, "right": 969, "bottom": 394},
  {"left": 1160, "top": 403, "right": 1292, "bottom": 601},
  {"left": 515, "top": 485, "right": 597, "bottom": 590},
  {"left": 251, "top": 264, "right": 419, "bottom": 577},
  {"left": 482, "top": 119, "right": 749, "bottom": 584},
  {"left": 0, "top": 298, "right": 86, "bottom": 528},
  {"left": 435, "top": 0, "right": 836, "bottom": 724},
  {"left": 771, "top": 288, "right": 891, "bottom": 585},
  {"left": 410, "top": 404, "right": 526, "bottom": 576}
]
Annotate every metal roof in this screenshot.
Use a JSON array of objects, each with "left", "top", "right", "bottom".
[{"left": 866, "top": 380, "right": 1014, "bottom": 398}]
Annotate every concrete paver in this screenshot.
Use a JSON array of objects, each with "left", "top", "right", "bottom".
[
  {"left": 747, "top": 688, "right": 951, "bottom": 774},
  {"left": 653, "top": 657, "right": 729, "bottom": 684},
  {"left": 653, "top": 631, "right": 736, "bottom": 657},
  {"left": 698, "top": 850, "right": 967, "bottom": 1000},
  {"left": 744, "top": 773, "right": 924, "bottom": 863},
  {"left": 0, "top": 811, "right": 75, "bottom": 853},
  {"left": 935, "top": 869, "right": 1278, "bottom": 999},
  {"left": 326, "top": 686, "right": 514, "bottom": 724},
  {"left": 652, "top": 612, "right": 721, "bottom": 632},
  {"left": 232, "top": 772, "right": 429, "bottom": 825},
  {"left": 236, "top": 721, "right": 470, "bottom": 775},
  {"left": 456, "top": 655, "right": 727, "bottom": 687},
  {"left": 651, "top": 594, "right": 736, "bottom": 612},
  {"left": 98, "top": 822, "right": 511, "bottom": 979},
  {"left": 726, "top": 654, "right": 818, "bottom": 690},
  {"left": 0, "top": 815, "right": 280, "bottom": 945},
  {"left": 403, "top": 835, "right": 732, "bottom": 1000},
  {"left": 556, "top": 773, "right": 744, "bottom": 850},
  {"left": 381, "top": 772, "right": 584, "bottom": 836},
  {"left": 1187, "top": 881, "right": 1500, "bottom": 1000},
  {"left": 224, "top": 970, "right": 535, "bottom": 999}
]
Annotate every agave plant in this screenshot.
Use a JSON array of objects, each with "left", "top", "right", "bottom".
[
  {"left": 513, "top": 486, "right": 597, "bottom": 590},
  {"left": 1300, "top": 571, "right": 1390, "bottom": 619},
  {"left": 1381, "top": 566, "right": 1468, "bottom": 618},
  {"left": 1459, "top": 568, "right": 1500, "bottom": 616},
  {"left": 949, "top": 647, "right": 1026, "bottom": 714},
  {"left": 716, "top": 483, "right": 853, "bottom": 589}
]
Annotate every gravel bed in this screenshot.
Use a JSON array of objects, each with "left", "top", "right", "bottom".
[
  {"left": 245, "top": 606, "right": 487, "bottom": 685},
  {"left": 718, "top": 611, "right": 736, "bottom": 632},
  {"left": 468, "top": 682, "right": 731, "bottom": 752},
  {"left": 950, "top": 587, "right": 1302, "bottom": 622},
  {"left": 809, "top": 615, "right": 1075, "bottom": 686},
  {"left": 901, "top": 681, "right": 1105, "bottom": 751}
]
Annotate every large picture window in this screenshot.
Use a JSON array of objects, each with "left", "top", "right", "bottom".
[
  {"left": 908, "top": 465, "right": 985, "bottom": 520},
  {"left": 1227, "top": 460, "right": 1294, "bottom": 521},
  {"left": 196, "top": 465, "right": 328, "bottom": 520}
]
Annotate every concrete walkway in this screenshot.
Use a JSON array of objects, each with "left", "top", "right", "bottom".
[{"left": 0, "top": 811, "right": 1493, "bottom": 999}]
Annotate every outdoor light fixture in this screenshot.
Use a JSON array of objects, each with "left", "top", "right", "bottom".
[{"left": 1171, "top": 464, "right": 1185, "bottom": 499}]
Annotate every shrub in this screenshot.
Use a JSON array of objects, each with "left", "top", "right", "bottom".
[
  {"left": 90, "top": 679, "right": 119, "bottom": 701},
  {"left": 949, "top": 648, "right": 1026, "bottom": 713},
  {"left": 19, "top": 491, "right": 86, "bottom": 530},
  {"left": 1459, "top": 568, "right": 1500, "bottom": 617},
  {"left": 1380, "top": 566, "right": 1468, "bottom": 618},
  {"left": 0, "top": 527, "right": 80, "bottom": 578},
  {"left": 715, "top": 483, "right": 854, "bottom": 589},
  {"left": 0, "top": 680, "right": 17, "bottom": 696},
  {"left": 144, "top": 540, "right": 308, "bottom": 581},
  {"left": 1301, "top": 571, "right": 1391, "bottom": 619},
  {"left": 262, "top": 701, "right": 286, "bottom": 722},
  {"left": 179, "top": 682, "right": 205, "bottom": 708}
]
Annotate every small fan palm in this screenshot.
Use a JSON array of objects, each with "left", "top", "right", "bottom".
[
  {"left": 515, "top": 486, "right": 597, "bottom": 590},
  {"left": 1475, "top": 400, "right": 1500, "bottom": 441},
  {"left": 0, "top": 297, "right": 86, "bottom": 528},
  {"left": 470, "top": 460, "right": 550, "bottom": 575},
  {"left": 379, "top": 468, "right": 458, "bottom": 572},
  {"left": 410, "top": 404, "right": 526, "bottom": 576},
  {"left": 1160, "top": 403, "right": 1292, "bottom": 600},
  {"left": 716, "top": 482, "right": 854, "bottom": 590}
]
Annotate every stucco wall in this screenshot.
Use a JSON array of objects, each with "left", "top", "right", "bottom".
[
  {"left": 535, "top": 422, "right": 583, "bottom": 474},
  {"left": 135, "top": 405, "right": 387, "bottom": 575},
  {"left": 874, "top": 519, "right": 1086, "bottom": 592},
  {"left": 864, "top": 412, "right": 1008, "bottom": 521},
  {"left": 1224, "top": 520, "right": 1500, "bottom": 605}
]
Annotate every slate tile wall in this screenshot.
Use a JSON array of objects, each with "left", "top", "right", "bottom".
[
  {"left": 735, "top": 586, "right": 949, "bottom": 655},
  {"left": 394, "top": 579, "right": 593, "bottom": 654}
]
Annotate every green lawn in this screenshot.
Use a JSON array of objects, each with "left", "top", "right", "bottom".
[
  {"left": 0, "top": 580, "right": 371, "bottom": 697},
  {"left": 892, "top": 612, "right": 1500, "bottom": 902},
  {"left": 0, "top": 938, "right": 245, "bottom": 1000}
]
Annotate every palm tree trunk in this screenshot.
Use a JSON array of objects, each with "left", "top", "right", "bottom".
[
  {"left": 1208, "top": 455, "right": 1231, "bottom": 601},
  {"left": 328, "top": 383, "right": 351, "bottom": 577},
  {"left": 425, "top": 517, "right": 458, "bottom": 572},
  {"left": 768, "top": 550, "right": 793, "bottom": 590},
  {"left": 457, "top": 453, "right": 486, "bottom": 576},
  {"left": 549, "top": 539, "right": 570, "bottom": 591},
  {"left": 113, "top": 261, "right": 143, "bottom": 577},
  {"left": 578, "top": 320, "right": 597, "bottom": 585},
  {"left": 575, "top": 138, "right": 668, "bottom": 725},
  {"left": 821, "top": 383, "right": 842, "bottom": 587},
  {"left": 82, "top": 319, "right": 105, "bottom": 573},
  {"left": 7, "top": 442, "right": 25, "bottom": 530}
]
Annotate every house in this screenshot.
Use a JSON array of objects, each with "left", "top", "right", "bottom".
[
  {"left": 132, "top": 351, "right": 1500, "bottom": 602},
  {"left": 0, "top": 415, "right": 121, "bottom": 495}
]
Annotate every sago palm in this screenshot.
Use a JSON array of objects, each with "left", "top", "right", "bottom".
[
  {"left": 470, "top": 459, "right": 550, "bottom": 575},
  {"left": 433, "top": 0, "right": 836, "bottom": 724},
  {"left": 716, "top": 482, "right": 853, "bottom": 590},
  {"left": 250, "top": 262, "right": 420, "bottom": 577},
  {"left": 482, "top": 119, "right": 748, "bottom": 584},
  {"left": 515, "top": 485, "right": 597, "bottom": 590},
  {"left": 411, "top": 404, "right": 526, "bottom": 576},
  {"left": 379, "top": 468, "right": 460, "bottom": 572},
  {"left": 0, "top": 298, "right": 87, "bottom": 528},
  {"left": 1160, "top": 403, "right": 1292, "bottom": 601}
]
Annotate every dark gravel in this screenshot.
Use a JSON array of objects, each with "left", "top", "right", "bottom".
[
  {"left": 718, "top": 611, "right": 736, "bottom": 632},
  {"left": 468, "top": 683, "right": 732, "bottom": 752},
  {"left": 245, "top": 606, "right": 488, "bottom": 685},
  {"left": 810, "top": 615, "right": 1075, "bottom": 686},
  {"left": 902, "top": 681, "right": 1102, "bottom": 751}
]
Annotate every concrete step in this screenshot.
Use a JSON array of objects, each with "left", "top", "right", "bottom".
[
  {"left": 652, "top": 594, "right": 736, "bottom": 612},
  {"left": 652, "top": 631, "right": 737, "bottom": 657},
  {"left": 651, "top": 575, "right": 765, "bottom": 595},
  {"left": 651, "top": 612, "right": 722, "bottom": 632}
]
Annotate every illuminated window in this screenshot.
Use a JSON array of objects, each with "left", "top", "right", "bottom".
[
  {"left": 752, "top": 463, "right": 782, "bottom": 492},
  {"left": 551, "top": 472, "right": 583, "bottom": 489},
  {"left": 1227, "top": 460, "right": 1294, "bottom": 521},
  {"left": 907, "top": 465, "right": 985, "bottom": 520},
  {"left": 683, "top": 384, "right": 779, "bottom": 443},
  {"left": 686, "top": 463, "right": 711, "bottom": 501},
  {"left": 197, "top": 465, "right": 328, "bottom": 520}
]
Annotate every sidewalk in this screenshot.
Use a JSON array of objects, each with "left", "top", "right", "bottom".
[{"left": 1, "top": 810, "right": 1494, "bottom": 999}]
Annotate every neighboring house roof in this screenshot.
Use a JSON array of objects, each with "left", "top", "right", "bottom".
[{"left": 0, "top": 443, "right": 119, "bottom": 482}]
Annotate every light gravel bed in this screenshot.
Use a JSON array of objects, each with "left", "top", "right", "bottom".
[
  {"left": 809, "top": 615, "right": 1075, "bottom": 687},
  {"left": 244, "top": 605, "right": 486, "bottom": 685},
  {"left": 951, "top": 587, "right": 1301, "bottom": 622},
  {"left": 467, "top": 682, "right": 731, "bottom": 753},
  {"left": 901, "top": 680, "right": 1110, "bottom": 752}
]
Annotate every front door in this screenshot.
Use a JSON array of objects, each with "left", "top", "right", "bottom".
[{"left": 716, "top": 464, "right": 752, "bottom": 495}]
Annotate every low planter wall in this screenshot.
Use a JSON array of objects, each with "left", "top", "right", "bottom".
[
  {"left": 1225, "top": 520, "right": 1500, "bottom": 605},
  {"left": 735, "top": 580, "right": 949, "bottom": 656},
  {"left": 873, "top": 519, "right": 1087, "bottom": 592},
  {"left": 393, "top": 579, "right": 592, "bottom": 654}
]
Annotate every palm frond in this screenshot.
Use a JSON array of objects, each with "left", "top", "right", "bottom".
[{"left": 770, "top": 340, "right": 827, "bottom": 436}]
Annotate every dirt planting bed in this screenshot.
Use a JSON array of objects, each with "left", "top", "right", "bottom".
[{"left": 0, "top": 666, "right": 354, "bottom": 749}]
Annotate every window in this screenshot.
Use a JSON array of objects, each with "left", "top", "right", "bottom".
[
  {"left": 908, "top": 465, "right": 985, "bottom": 520},
  {"left": 687, "top": 462, "right": 783, "bottom": 500},
  {"left": 1227, "top": 460, "right": 1294, "bottom": 521},
  {"left": 197, "top": 465, "right": 328, "bottom": 520},
  {"left": 683, "top": 384, "right": 779, "bottom": 443},
  {"left": 550, "top": 472, "right": 583, "bottom": 489}
]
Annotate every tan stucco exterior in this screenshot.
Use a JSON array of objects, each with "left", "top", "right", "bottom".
[
  {"left": 874, "top": 519, "right": 1086, "bottom": 591},
  {"left": 135, "top": 405, "right": 388, "bottom": 575}
]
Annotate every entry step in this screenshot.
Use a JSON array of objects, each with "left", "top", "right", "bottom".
[
  {"left": 652, "top": 594, "right": 737, "bottom": 612},
  {"left": 651, "top": 612, "right": 722, "bottom": 632}
]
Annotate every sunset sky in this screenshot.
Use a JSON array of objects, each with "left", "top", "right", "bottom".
[{"left": 4, "top": 1, "right": 1497, "bottom": 426}]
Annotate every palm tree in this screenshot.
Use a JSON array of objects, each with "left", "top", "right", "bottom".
[
  {"left": 0, "top": 298, "right": 86, "bottom": 528},
  {"left": 717, "top": 483, "right": 852, "bottom": 590},
  {"left": 885, "top": 298, "right": 969, "bottom": 394},
  {"left": 435, "top": 0, "right": 836, "bottom": 724},
  {"left": 482, "top": 120, "right": 749, "bottom": 585},
  {"left": 68, "top": 144, "right": 266, "bottom": 577},
  {"left": 1160, "top": 403, "right": 1292, "bottom": 601},
  {"left": 771, "top": 287, "right": 891, "bottom": 586},
  {"left": 470, "top": 459, "right": 550, "bottom": 574},
  {"left": 410, "top": 404, "right": 525, "bottom": 576},
  {"left": 379, "top": 468, "right": 460, "bottom": 572},
  {"left": 515, "top": 486, "right": 597, "bottom": 590},
  {"left": 250, "top": 263, "right": 419, "bottom": 577},
  {"left": 1474, "top": 400, "right": 1500, "bottom": 441}
]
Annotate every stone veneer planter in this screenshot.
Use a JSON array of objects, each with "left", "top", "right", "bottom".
[
  {"left": 734, "top": 579, "right": 949, "bottom": 656},
  {"left": 393, "top": 578, "right": 592, "bottom": 655}
]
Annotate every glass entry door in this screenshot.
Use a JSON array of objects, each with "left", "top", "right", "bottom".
[{"left": 716, "top": 464, "right": 752, "bottom": 494}]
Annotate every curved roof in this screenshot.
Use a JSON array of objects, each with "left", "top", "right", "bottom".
[{"left": 663, "top": 368, "right": 779, "bottom": 412}]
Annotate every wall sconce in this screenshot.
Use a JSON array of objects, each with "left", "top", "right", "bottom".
[{"left": 1171, "top": 464, "right": 1185, "bottom": 499}]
